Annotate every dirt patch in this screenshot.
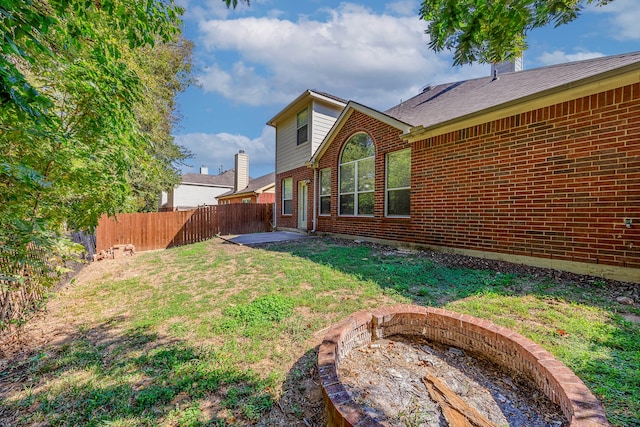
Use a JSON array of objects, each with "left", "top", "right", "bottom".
[{"left": 339, "top": 336, "right": 566, "bottom": 426}]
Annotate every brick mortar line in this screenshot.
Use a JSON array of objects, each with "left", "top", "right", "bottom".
[{"left": 318, "top": 305, "right": 609, "bottom": 427}]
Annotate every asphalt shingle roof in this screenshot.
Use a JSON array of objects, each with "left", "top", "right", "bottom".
[
  {"left": 181, "top": 169, "right": 235, "bottom": 187},
  {"left": 310, "top": 90, "right": 348, "bottom": 104},
  {"left": 385, "top": 51, "right": 640, "bottom": 129},
  {"left": 218, "top": 172, "right": 275, "bottom": 197}
]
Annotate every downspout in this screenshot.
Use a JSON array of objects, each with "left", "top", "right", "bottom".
[{"left": 311, "top": 167, "right": 318, "bottom": 233}]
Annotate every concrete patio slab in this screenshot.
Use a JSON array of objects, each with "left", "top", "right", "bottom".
[{"left": 224, "top": 231, "right": 311, "bottom": 246}]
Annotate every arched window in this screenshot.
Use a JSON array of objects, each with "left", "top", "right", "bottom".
[{"left": 339, "top": 133, "right": 375, "bottom": 216}]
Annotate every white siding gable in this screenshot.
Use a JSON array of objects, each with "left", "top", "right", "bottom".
[
  {"left": 311, "top": 100, "right": 342, "bottom": 154},
  {"left": 276, "top": 109, "right": 311, "bottom": 173},
  {"left": 169, "top": 184, "right": 231, "bottom": 209},
  {"left": 275, "top": 100, "right": 344, "bottom": 174}
]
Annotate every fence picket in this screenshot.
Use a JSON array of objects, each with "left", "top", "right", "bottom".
[{"left": 96, "top": 204, "right": 273, "bottom": 252}]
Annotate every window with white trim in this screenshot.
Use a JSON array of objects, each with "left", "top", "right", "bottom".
[
  {"left": 339, "top": 133, "right": 374, "bottom": 216},
  {"left": 319, "top": 168, "right": 331, "bottom": 215},
  {"left": 386, "top": 148, "right": 411, "bottom": 217},
  {"left": 282, "top": 177, "right": 293, "bottom": 215},
  {"left": 242, "top": 198, "right": 251, "bottom": 203},
  {"left": 296, "top": 108, "right": 308, "bottom": 145}
]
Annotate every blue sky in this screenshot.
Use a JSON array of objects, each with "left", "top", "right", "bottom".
[{"left": 174, "top": 0, "right": 640, "bottom": 178}]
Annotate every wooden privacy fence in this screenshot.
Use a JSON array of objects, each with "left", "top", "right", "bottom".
[{"left": 96, "top": 204, "right": 273, "bottom": 252}]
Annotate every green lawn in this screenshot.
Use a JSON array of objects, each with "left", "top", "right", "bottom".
[{"left": 0, "top": 237, "right": 638, "bottom": 426}]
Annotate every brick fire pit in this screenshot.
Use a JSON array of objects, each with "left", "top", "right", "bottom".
[{"left": 318, "top": 305, "right": 608, "bottom": 427}]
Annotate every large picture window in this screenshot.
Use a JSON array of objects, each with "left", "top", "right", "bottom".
[
  {"left": 296, "top": 108, "right": 308, "bottom": 145},
  {"left": 282, "top": 177, "right": 293, "bottom": 215},
  {"left": 339, "top": 133, "right": 374, "bottom": 216},
  {"left": 319, "top": 168, "right": 331, "bottom": 215},
  {"left": 386, "top": 149, "right": 410, "bottom": 217}
]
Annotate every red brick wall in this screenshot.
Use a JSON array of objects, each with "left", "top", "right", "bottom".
[
  {"left": 316, "top": 110, "right": 414, "bottom": 240},
  {"left": 219, "top": 195, "right": 256, "bottom": 204},
  {"left": 219, "top": 193, "right": 275, "bottom": 204},
  {"left": 257, "top": 192, "right": 275, "bottom": 204},
  {"left": 314, "top": 84, "right": 640, "bottom": 269},
  {"left": 276, "top": 166, "right": 314, "bottom": 230}
]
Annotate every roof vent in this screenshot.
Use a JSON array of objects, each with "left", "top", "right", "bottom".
[
  {"left": 421, "top": 84, "right": 432, "bottom": 93},
  {"left": 492, "top": 69, "right": 499, "bottom": 81}
]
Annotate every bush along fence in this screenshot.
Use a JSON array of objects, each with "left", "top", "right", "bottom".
[
  {"left": 96, "top": 203, "right": 274, "bottom": 252},
  {"left": 0, "top": 246, "right": 61, "bottom": 333},
  {"left": 1, "top": 204, "right": 272, "bottom": 332}
]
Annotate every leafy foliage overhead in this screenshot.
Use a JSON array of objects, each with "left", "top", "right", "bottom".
[
  {"left": 420, "top": 0, "right": 612, "bottom": 65},
  {"left": 0, "top": 0, "right": 192, "bottom": 313}
]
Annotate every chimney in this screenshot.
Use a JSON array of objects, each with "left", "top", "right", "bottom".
[
  {"left": 200, "top": 165, "right": 208, "bottom": 175},
  {"left": 234, "top": 150, "right": 249, "bottom": 192},
  {"left": 491, "top": 56, "right": 523, "bottom": 76}
]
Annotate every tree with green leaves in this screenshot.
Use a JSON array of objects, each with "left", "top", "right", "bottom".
[
  {"left": 126, "top": 37, "right": 195, "bottom": 212},
  {"left": 420, "top": 0, "right": 612, "bottom": 65},
  {"left": 222, "top": 0, "right": 251, "bottom": 8},
  {"left": 0, "top": 0, "right": 191, "bottom": 327}
]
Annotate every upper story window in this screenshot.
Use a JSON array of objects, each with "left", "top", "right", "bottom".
[
  {"left": 386, "top": 149, "right": 410, "bottom": 217},
  {"left": 296, "top": 108, "right": 309, "bottom": 145},
  {"left": 319, "top": 168, "right": 331, "bottom": 215},
  {"left": 339, "top": 133, "right": 375, "bottom": 216}
]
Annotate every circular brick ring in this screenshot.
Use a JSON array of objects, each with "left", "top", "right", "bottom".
[{"left": 318, "top": 304, "right": 608, "bottom": 427}]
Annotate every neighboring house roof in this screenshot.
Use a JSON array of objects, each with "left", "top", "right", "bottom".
[
  {"left": 181, "top": 169, "right": 235, "bottom": 187},
  {"left": 217, "top": 172, "right": 276, "bottom": 199},
  {"left": 266, "top": 89, "right": 347, "bottom": 127},
  {"left": 385, "top": 51, "right": 640, "bottom": 139}
]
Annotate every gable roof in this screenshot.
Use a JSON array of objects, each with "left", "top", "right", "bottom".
[
  {"left": 385, "top": 51, "right": 640, "bottom": 140},
  {"left": 181, "top": 169, "right": 235, "bottom": 188},
  {"left": 267, "top": 89, "right": 347, "bottom": 127},
  {"left": 309, "top": 101, "right": 412, "bottom": 166},
  {"left": 217, "top": 172, "right": 275, "bottom": 199}
]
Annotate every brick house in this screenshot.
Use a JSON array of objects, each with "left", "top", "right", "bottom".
[
  {"left": 216, "top": 150, "right": 275, "bottom": 205},
  {"left": 216, "top": 172, "right": 276, "bottom": 204},
  {"left": 267, "top": 90, "right": 347, "bottom": 230},
  {"left": 268, "top": 52, "right": 640, "bottom": 282}
]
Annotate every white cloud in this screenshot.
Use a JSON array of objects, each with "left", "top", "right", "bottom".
[
  {"left": 536, "top": 50, "right": 605, "bottom": 66},
  {"left": 591, "top": 0, "right": 640, "bottom": 40},
  {"left": 385, "top": 0, "right": 419, "bottom": 17},
  {"left": 176, "top": 126, "right": 275, "bottom": 177},
  {"left": 195, "top": 2, "right": 488, "bottom": 110}
]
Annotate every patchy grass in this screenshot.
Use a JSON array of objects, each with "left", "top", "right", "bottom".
[{"left": 0, "top": 237, "right": 638, "bottom": 426}]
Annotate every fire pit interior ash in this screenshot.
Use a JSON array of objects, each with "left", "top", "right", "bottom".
[{"left": 318, "top": 305, "right": 609, "bottom": 427}]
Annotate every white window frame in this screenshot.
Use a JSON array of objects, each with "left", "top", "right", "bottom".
[
  {"left": 319, "top": 168, "right": 331, "bottom": 215},
  {"left": 385, "top": 148, "right": 411, "bottom": 217},
  {"left": 282, "top": 177, "right": 293, "bottom": 215},
  {"left": 338, "top": 133, "right": 375, "bottom": 217},
  {"left": 296, "top": 108, "right": 309, "bottom": 145}
]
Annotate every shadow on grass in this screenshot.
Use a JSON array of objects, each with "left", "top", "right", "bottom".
[
  {"left": 0, "top": 317, "right": 276, "bottom": 426},
  {"left": 256, "top": 346, "right": 326, "bottom": 427},
  {"left": 255, "top": 237, "right": 638, "bottom": 310},
  {"left": 254, "top": 237, "right": 640, "bottom": 426}
]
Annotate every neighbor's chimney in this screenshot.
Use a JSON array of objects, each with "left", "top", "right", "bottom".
[
  {"left": 234, "top": 150, "right": 249, "bottom": 192},
  {"left": 491, "top": 56, "right": 523, "bottom": 76},
  {"left": 200, "top": 165, "right": 208, "bottom": 175}
]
